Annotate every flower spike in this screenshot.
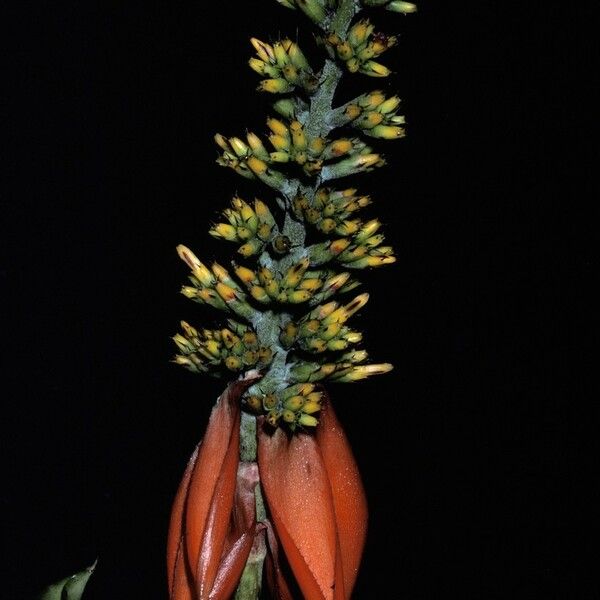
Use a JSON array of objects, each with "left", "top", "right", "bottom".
[{"left": 169, "top": 0, "right": 416, "bottom": 597}]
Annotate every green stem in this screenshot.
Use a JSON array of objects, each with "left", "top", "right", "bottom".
[{"left": 235, "top": 2, "right": 360, "bottom": 597}]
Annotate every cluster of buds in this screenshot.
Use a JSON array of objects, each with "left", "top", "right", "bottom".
[
  {"left": 177, "top": 245, "right": 254, "bottom": 320},
  {"left": 244, "top": 382, "right": 323, "bottom": 430},
  {"left": 324, "top": 19, "right": 396, "bottom": 77},
  {"left": 173, "top": 320, "right": 272, "bottom": 376},
  {"left": 216, "top": 117, "right": 373, "bottom": 181},
  {"left": 342, "top": 90, "right": 406, "bottom": 139},
  {"left": 292, "top": 186, "right": 371, "bottom": 236},
  {"left": 209, "top": 197, "right": 276, "bottom": 258},
  {"left": 249, "top": 37, "right": 317, "bottom": 94},
  {"left": 308, "top": 218, "right": 396, "bottom": 268},
  {"left": 290, "top": 350, "right": 393, "bottom": 383},
  {"left": 234, "top": 259, "right": 358, "bottom": 306},
  {"left": 280, "top": 293, "right": 368, "bottom": 354}
]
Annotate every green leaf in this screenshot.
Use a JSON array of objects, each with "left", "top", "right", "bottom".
[{"left": 39, "top": 560, "right": 96, "bottom": 600}]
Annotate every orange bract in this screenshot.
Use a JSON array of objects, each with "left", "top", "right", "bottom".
[
  {"left": 258, "top": 396, "right": 367, "bottom": 600},
  {"left": 167, "top": 378, "right": 259, "bottom": 600}
]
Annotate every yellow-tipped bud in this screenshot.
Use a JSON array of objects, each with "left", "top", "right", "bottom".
[
  {"left": 273, "top": 41, "right": 289, "bottom": 67},
  {"left": 359, "top": 90, "right": 386, "bottom": 109},
  {"left": 238, "top": 239, "right": 263, "bottom": 258},
  {"left": 295, "top": 151, "right": 307, "bottom": 166},
  {"left": 330, "top": 238, "right": 351, "bottom": 255},
  {"left": 173, "top": 333, "right": 194, "bottom": 354},
  {"left": 322, "top": 293, "right": 369, "bottom": 325},
  {"left": 387, "top": 1, "right": 417, "bottom": 13},
  {"left": 258, "top": 266, "right": 275, "bottom": 284},
  {"left": 288, "top": 289, "right": 312, "bottom": 304},
  {"left": 299, "top": 278, "right": 323, "bottom": 292},
  {"left": 197, "top": 288, "right": 226, "bottom": 309},
  {"left": 180, "top": 321, "right": 197, "bottom": 338},
  {"left": 229, "top": 136, "right": 250, "bottom": 157},
  {"left": 177, "top": 245, "right": 215, "bottom": 286},
  {"left": 370, "top": 124, "right": 405, "bottom": 139},
  {"left": 306, "top": 391, "right": 322, "bottom": 403},
  {"left": 264, "top": 394, "right": 278, "bottom": 410},
  {"left": 336, "top": 41, "right": 353, "bottom": 61},
  {"left": 289, "top": 120, "right": 307, "bottom": 150},
  {"left": 357, "top": 219, "right": 382, "bottom": 241},
  {"left": 250, "top": 285, "right": 270, "bottom": 303},
  {"left": 299, "top": 414, "right": 319, "bottom": 427},
  {"left": 345, "top": 104, "right": 362, "bottom": 120},
  {"left": 323, "top": 272, "right": 350, "bottom": 292},
  {"left": 246, "top": 132, "right": 270, "bottom": 159},
  {"left": 266, "top": 117, "right": 289, "bottom": 137},
  {"left": 214, "top": 133, "right": 230, "bottom": 151},
  {"left": 253, "top": 198, "right": 270, "bottom": 219},
  {"left": 282, "top": 257, "right": 310, "bottom": 289},
  {"left": 336, "top": 220, "right": 361, "bottom": 236},
  {"left": 282, "top": 409, "right": 296, "bottom": 424},
  {"left": 211, "top": 262, "right": 230, "bottom": 282},
  {"left": 355, "top": 153, "right": 382, "bottom": 169},
  {"left": 248, "top": 57, "right": 267, "bottom": 75},
  {"left": 357, "top": 111, "right": 384, "bottom": 129},
  {"left": 215, "top": 282, "right": 237, "bottom": 302},
  {"left": 348, "top": 18, "right": 372, "bottom": 48},
  {"left": 210, "top": 222, "right": 237, "bottom": 241},
  {"left": 242, "top": 331, "right": 258, "bottom": 346},
  {"left": 250, "top": 38, "right": 274, "bottom": 63},
  {"left": 269, "top": 134, "right": 290, "bottom": 152},
  {"left": 337, "top": 363, "right": 393, "bottom": 381},
  {"left": 182, "top": 287, "right": 198, "bottom": 300},
  {"left": 308, "top": 137, "right": 326, "bottom": 156},
  {"left": 379, "top": 95, "right": 402, "bottom": 114},
  {"left": 220, "top": 328, "right": 237, "bottom": 348},
  {"left": 329, "top": 139, "right": 353, "bottom": 156},
  {"left": 344, "top": 293, "right": 370, "bottom": 318},
  {"left": 302, "top": 400, "right": 322, "bottom": 415},
  {"left": 302, "top": 319, "right": 321, "bottom": 335},
  {"left": 234, "top": 225, "right": 252, "bottom": 241},
  {"left": 346, "top": 57, "right": 360, "bottom": 73},
  {"left": 245, "top": 395, "right": 263, "bottom": 413},
  {"left": 307, "top": 338, "right": 327, "bottom": 353},
  {"left": 284, "top": 395, "right": 305, "bottom": 411},
  {"left": 242, "top": 350, "right": 258, "bottom": 365},
  {"left": 267, "top": 410, "right": 282, "bottom": 427},
  {"left": 361, "top": 60, "right": 391, "bottom": 77},
  {"left": 286, "top": 40, "right": 310, "bottom": 70},
  {"left": 259, "top": 78, "right": 293, "bottom": 94},
  {"left": 350, "top": 255, "right": 397, "bottom": 268},
  {"left": 344, "top": 331, "right": 363, "bottom": 343},
  {"left": 282, "top": 64, "right": 299, "bottom": 84},
  {"left": 259, "top": 347, "right": 273, "bottom": 363},
  {"left": 246, "top": 156, "right": 268, "bottom": 175},
  {"left": 205, "top": 339, "right": 222, "bottom": 358},
  {"left": 265, "top": 279, "right": 280, "bottom": 298},
  {"left": 257, "top": 222, "right": 272, "bottom": 240},
  {"left": 321, "top": 321, "right": 342, "bottom": 340}
]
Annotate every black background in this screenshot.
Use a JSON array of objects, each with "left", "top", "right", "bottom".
[{"left": 3, "top": 1, "right": 590, "bottom": 598}]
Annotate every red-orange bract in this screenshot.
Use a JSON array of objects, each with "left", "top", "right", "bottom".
[
  {"left": 167, "top": 378, "right": 259, "bottom": 600},
  {"left": 167, "top": 383, "right": 367, "bottom": 600}
]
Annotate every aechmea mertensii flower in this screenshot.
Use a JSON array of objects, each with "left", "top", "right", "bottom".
[{"left": 169, "top": 1, "right": 416, "bottom": 598}]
